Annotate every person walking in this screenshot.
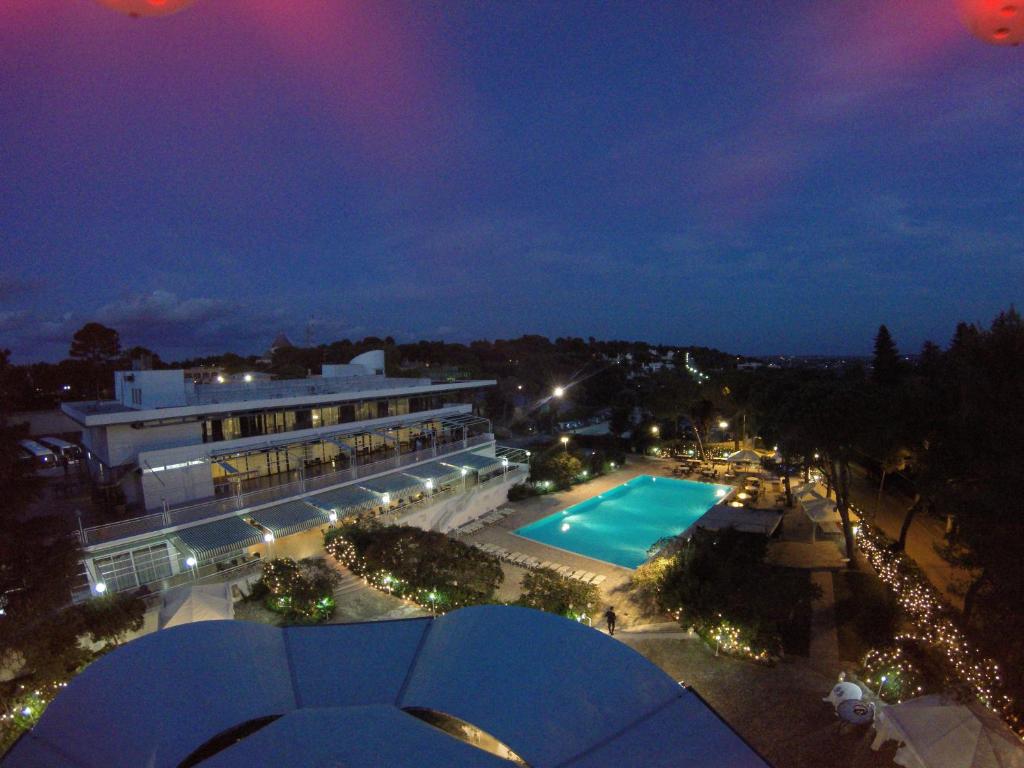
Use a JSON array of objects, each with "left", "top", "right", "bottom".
[{"left": 604, "top": 607, "right": 617, "bottom": 636}]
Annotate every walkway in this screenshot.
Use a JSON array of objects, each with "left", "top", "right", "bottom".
[{"left": 848, "top": 465, "right": 967, "bottom": 610}]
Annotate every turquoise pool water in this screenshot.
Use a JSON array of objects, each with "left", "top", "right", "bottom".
[{"left": 514, "top": 475, "right": 731, "bottom": 569}]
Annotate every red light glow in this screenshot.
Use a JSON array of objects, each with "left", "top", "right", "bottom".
[
  {"left": 957, "top": 0, "right": 1024, "bottom": 45},
  {"left": 95, "top": 0, "right": 196, "bottom": 17}
]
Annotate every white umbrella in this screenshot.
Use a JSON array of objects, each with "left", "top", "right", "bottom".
[
  {"left": 801, "top": 497, "right": 839, "bottom": 524},
  {"left": 725, "top": 449, "right": 761, "bottom": 464},
  {"left": 871, "top": 695, "right": 1024, "bottom": 768},
  {"left": 158, "top": 583, "right": 235, "bottom": 629}
]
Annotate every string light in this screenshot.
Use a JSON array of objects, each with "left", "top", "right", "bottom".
[{"left": 854, "top": 515, "right": 1016, "bottom": 731}]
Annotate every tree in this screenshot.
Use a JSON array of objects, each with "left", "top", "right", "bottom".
[
  {"left": 529, "top": 451, "right": 583, "bottom": 490},
  {"left": 872, "top": 324, "right": 901, "bottom": 386},
  {"left": 69, "top": 322, "right": 121, "bottom": 400},
  {"left": 75, "top": 593, "right": 145, "bottom": 648}
]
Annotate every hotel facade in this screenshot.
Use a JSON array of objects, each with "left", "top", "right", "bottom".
[{"left": 62, "top": 351, "right": 524, "bottom": 600}]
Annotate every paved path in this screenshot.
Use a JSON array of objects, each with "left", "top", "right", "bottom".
[
  {"left": 848, "top": 465, "right": 968, "bottom": 610},
  {"left": 808, "top": 571, "right": 840, "bottom": 675}
]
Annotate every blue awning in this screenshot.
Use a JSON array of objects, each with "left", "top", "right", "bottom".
[
  {"left": 401, "top": 461, "right": 461, "bottom": 485},
  {"left": 309, "top": 484, "right": 380, "bottom": 513},
  {"left": 175, "top": 516, "right": 263, "bottom": 561},
  {"left": 359, "top": 473, "right": 424, "bottom": 498},
  {"left": 441, "top": 452, "right": 503, "bottom": 473},
  {"left": 249, "top": 501, "right": 330, "bottom": 538}
]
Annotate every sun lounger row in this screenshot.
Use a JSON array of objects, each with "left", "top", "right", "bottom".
[
  {"left": 471, "top": 544, "right": 607, "bottom": 586},
  {"left": 451, "top": 508, "right": 513, "bottom": 536}
]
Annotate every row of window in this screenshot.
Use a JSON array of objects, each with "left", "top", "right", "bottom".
[
  {"left": 94, "top": 543, "right": 173, "bottom": 593},
  {"left": 201, "top": 394, "right": 462, "bottom": 443}
]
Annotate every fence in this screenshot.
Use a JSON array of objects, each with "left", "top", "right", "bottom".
[{"left": 79, "top": 433, "right": 495, "bottom": 547}]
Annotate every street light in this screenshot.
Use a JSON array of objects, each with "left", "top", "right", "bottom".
[
  {"left": 718, "top": 420, "right": 729, "bottom": 430},
  {"left": 428, "top": 590, "right": 438, "bottom": 614},
  {"left": 328, "top": 510, "right": 338, "bottom": 525},
  {"left": 560, "top": 436, "right": 569, "bottom": 452},
  {"left": 553, "top": 386, "right": 565, "bottom": 398},
  {"left": 461, "top": 467, "right": 468, "bottom": 491},
  {"left": 501, "top": 457, "right": 509, "bottom": 478},
  {"left": 94, "top": 581, "right": 107, "bottom": 595},
  {"left": 651, "top": 425, "right": 659, "bottom": 436},
  {"left": 185, "top": 556, "right": 198, "bottom": 580}
]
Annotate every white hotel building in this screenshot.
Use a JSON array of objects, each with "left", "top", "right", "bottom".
[{"left": 62, "top": 351, "right": 525, "bottom": 600}]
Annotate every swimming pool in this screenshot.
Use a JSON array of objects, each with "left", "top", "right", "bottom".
[{"left": 514, "top": 475, "right": 731, "bottom": 569}]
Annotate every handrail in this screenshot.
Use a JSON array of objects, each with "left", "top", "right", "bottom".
[{"left": 79, "top": 434, "right": 495, "bottom": 547}]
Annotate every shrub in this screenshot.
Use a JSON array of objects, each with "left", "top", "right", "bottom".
[
  {"left": 75, "top": 593, "right": 145, "bottom": 648},
  {"left": 518, "top": 568, "right": 599, "bottom": 620},
  {"left": 507, "top": 483, "right": 539, "bottom": 502},
  {"left": 326, "top": 524, "right": 503, "bottom": 611},
  {"left": 644, "top": 527, "right": 820, "bottom": 658},
  {"left": 260, "top": 557, "right": 339, "bottom": 624}
]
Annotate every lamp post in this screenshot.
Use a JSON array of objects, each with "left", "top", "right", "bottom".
[
  {"left": 185, "top": 556, "right": 198, "bottom": 581},
  {"left": 461, "top": 467, "right": 468, "bottom": 492},
  {"left": 553, "top": 386, "right": 564, "bottom": 398},
  {"left": 263, "top": 531, "right": 275, "bottom": 559},
  {"left": 428, "top": 590, "right": 438, "bottom": 614},
  {"left": 94, "top": 581, "right": 107, "bottom": 595},
  {"left": 560, "top": 436, "right": 569, "bottom": 452},
  {"left": 501, "top": 457, "right": 509, "bottom": 479},
  {"left": 651, "top": 425, "right": 659, "bottom": 436}
]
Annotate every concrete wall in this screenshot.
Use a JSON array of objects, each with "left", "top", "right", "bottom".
[
  {"left": 140, "top": 457, "right": 215, "bottom": 510},
  {"left": 400, "top": 472, "right": 524, "bottom": 532},
  {"left": 104, "top": 420, "right": 204, "bottom": 467},
  {"left": 115, "top": 370, "right": 190, "bottom": 409}
]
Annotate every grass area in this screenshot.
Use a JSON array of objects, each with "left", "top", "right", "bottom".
[
  {"left": 778, "top": 569, "right": 813, "bottom": 657},
  {"left": 833, "top": 568, "right": 899, "bottom": 663}
]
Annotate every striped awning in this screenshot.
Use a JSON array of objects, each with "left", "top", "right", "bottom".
[
  {"left": 308, "top": 484, "right": 379, "bottom": 513},
  {"left": 401, "top": 460, "right": 462, "bottom": 485},
  {"left": 175, "top": 516, "right": 263, "bottom": 562},
  {"left": 442, "top": 452, "right": 503, "bottom": 473},
  {"left": 249, "top": 501, "right": 330, "bottom": 538},
  {"left": 359, "top": 472, "right": 423, "bottom": 498}
]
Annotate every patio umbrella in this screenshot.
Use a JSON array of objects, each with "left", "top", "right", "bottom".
[
  {"left": 158, "top": 583, "right": 234, "bottom": 629},
  {"left": 725, "top": 449, "right": 761, "bottom": 464},
  {"left": 871, "top": 695, "right": 1024, "bottom": 768}
]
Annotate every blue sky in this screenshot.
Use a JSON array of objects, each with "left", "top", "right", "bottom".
[{"left": 1, "top": 0, "right": 1021, "bottom": 361}]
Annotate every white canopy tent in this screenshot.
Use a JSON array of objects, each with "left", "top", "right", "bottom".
[
  {"left": 725, "top": 449, "right": 762, "bottom": 465},
  {"left": 158, "top": 584, "right": 234, "bottom": 629},
  {"left": 871, "top": 695, "right": 1024, "bottom": 768}
]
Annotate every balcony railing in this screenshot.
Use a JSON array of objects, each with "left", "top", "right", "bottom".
[{"left": 79, "top": 433, "right": 495, "bottom": 547}]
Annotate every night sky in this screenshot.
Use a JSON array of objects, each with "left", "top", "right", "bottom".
[{"left": 1, "top": 1, "right": 1021, "bottom": 362}]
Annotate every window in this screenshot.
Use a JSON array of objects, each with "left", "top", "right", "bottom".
[
  {"left": 94, "top": 552, "right": 137, "bottom": 593},
  {"left": 132, "top": 543, "right": 172, "bottom": 585},
  {"left": 93, "top": 543, "right": 173, "bottom": 593}
]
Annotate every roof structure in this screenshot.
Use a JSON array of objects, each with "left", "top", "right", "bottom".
[{"left": 2, "top": 606, "right": 770, "bottom": 768}]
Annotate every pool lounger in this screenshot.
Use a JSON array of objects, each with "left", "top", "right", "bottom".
[
  {"left": 555, "top": 566, "right": 573, "bottom": 577},
  {"left": 590, "top": 575, "right": 606, "bottom": 586},
  {"left": 538, "top": 561, "right": 555, "bottom": 570},
  {"left": 579, "top": 571, "right": 597, "bottom": 583}
]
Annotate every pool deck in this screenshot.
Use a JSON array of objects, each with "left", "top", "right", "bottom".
[{"left": 463, "top": 456, "right": 677, "bottom": 628}]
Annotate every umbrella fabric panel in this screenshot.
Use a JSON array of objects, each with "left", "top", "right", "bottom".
[
  {"left": 250, "top": 501, "right": 330, "bottom": 538},
  {"left": 175, "top": 516, "right": 263, "bottom": 561}
]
